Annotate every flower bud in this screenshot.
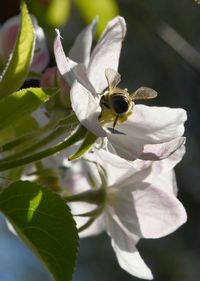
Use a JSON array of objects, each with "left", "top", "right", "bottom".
[
  {"left": 40, "top": 66, "right": 71, "bottom": 111},
  {"left": 0, "top": 14, "right": 49, "bottom": 74}
]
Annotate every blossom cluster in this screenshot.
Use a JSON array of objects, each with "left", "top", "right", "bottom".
[
  {"left": 52, "top": 16, "right": 187, "bottom": 279},
  {"left": 0, "top": 10, "right": 187, "bottom": 280}
]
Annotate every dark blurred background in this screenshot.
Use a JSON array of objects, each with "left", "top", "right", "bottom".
[{"left": 0, "top": 0, "right": 200, "bottom": 280}]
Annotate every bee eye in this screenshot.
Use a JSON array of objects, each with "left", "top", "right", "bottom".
[{"left": 111, "top": 95, "right": 129, "bottom": 114}]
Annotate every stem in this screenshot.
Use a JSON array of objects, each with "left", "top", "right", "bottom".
[
  {"left": 0, "top": 125, "right": 87, "bottom": 172},
  {"left": 64, "top": 187, "right": 106, "bottom": 205},
  {"left": 1, "top": 114, "right": 78, "bottom": 161},
  {"left": 78, "top": 218, "right": 95, "bottom": 233},
  {"left": 1, "top": 126, "right": 67, "bottom": 162},
  {"left": 1, "top": 121, "right": 56, "bottom": 152}
]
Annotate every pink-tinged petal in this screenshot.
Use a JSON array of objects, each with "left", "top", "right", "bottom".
[
  {"left": 144, "top": 144, "right": 186, "bottom": 196},
  {"left": 40, "top": 66, "right": 70, "bottom": 106},
  {"left": 40, "top": 67, "right": 57, "bottom": 88},
  {"left": 132, "top": 183, "right": 187, "bottom": 238},
  {"left": 70, "top": 80, "right": 106, "bottom": 137},
  {"left": 0, "top": 14, "right": 49, "bottom": 74},
  {"left": 0, "top": 15, "right": 21, "bottom": 62},
  {"left": 105, "top": 215, "right": 152, "bottom": 279},
  {"left": 30, "top": 48, "right": 49, "bottom": 73},
  {"left": 140, "top": 137, "right": 186, "bottom": 160},
  {"left": 54, "top": 30, "right": 76, "bottom": 86},
  {"left": 88, "top": 16, "right": 126, "bottom": 93},
  {"left": 69, "top": 17, "right": 98, "bottom": 67},
  {"left": 137, "top": 144, "right": 186, "bottom": 196},
  {"left": 30, "top": 17, "right": 49, "bottom": 73},
  {"left": 152, "top": 141, "right": 186, "bottom": 172}
]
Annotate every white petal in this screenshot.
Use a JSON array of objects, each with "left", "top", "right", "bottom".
[
  {"left": 107, "top": 105, "right": 187, "bottom": 160},
  {"left": 112, "top": 242, "right": 153, "bottom": 280},
  {"left": 54, "top": 30, "right": 97, "bottom": 93},
  {"left": 69, "top": 17, "right": 98, "bottom": 66},
  {"left": 90, "top": 149, "right": 143, "bottom": 186},
  {"left": 107, "top": 132, "right": 141, "bottom": 161},
  {"left": 88, "top": 16, "right": 126, "bottom": 92},
  {"left": 116, "top": 105, "right": 187, "bottom": 142},
  {"left": 70, "top": 80, "right": 106, "bottom": 136},
  {"left": 131, "top": 183, "right": 187, "bottom": 238},
  {"left": 144, "top": 144, "right": 186, "bottom": 195},
  {"left": 105, "top": 214, "right": 152, "bottom": 279}
]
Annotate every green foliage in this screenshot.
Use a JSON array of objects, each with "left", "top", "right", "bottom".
[
  {"left": 0, "top": 88, "right": 57, "bottom": 132},
  {"left": 27, "top": 0, "right": 71, "bottom": 28},
  {"left": 69, "top": 130, "right": 98, "bottom": 160},
  {"left": 73, "top": 0, "right": 119, "bottom": 37},
  {"left": 0, "top": 2, "right": 35, "bottom": 100},
  {"left": 0, "top": 180, "right": 79, "bottom": 281},
  {"left": 0, "top": 115, "right": 38, "bottom": 145}
]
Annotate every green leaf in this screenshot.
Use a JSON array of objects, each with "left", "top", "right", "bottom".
[
  {"left": 0, "top": 180, "right": 79, "bottom": 281},
  {"left": 0, "top": 2, "right": 35, "bottom": 99},
  {"left": 0, "top": 87, "right": 57, "bottom": 132},
  {"left": 73, "top": 0, "right": 119, "bottom": 37},
  {"left": 27, "top": 0, "right": 71, "bottom": 28},
  {"left": 69, "top": 130, "right": 98, "bottom": 160},
  {"left": 0, "top": 115, "right": 38, "bottom": 146}
]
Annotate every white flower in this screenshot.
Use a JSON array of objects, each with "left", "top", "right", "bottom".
[
  {"left": 62, "top": 147, "right": 187, "bottom": 279},
  {"left": 54, "top": 16, "right": 187, "bottom": 161}
]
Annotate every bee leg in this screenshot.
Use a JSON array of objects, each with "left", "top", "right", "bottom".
[{"left": 112, "top": 115, "right": 119, "bottom": 133}]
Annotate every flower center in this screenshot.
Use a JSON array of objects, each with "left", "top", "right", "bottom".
[{"left": 106, "top": 186, "right": 118, "bottom": 206}]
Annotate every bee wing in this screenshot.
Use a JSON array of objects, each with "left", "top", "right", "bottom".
[
  {"left": 130, "top": 87, "right": 158, "bottom": 100},
  {"left": 105, "top": 68, "right": 121, "bottom": 90}
]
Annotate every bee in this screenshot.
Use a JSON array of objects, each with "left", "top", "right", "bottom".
[{"left": 99, "top": 68, "right": 158, "bottom": 132}]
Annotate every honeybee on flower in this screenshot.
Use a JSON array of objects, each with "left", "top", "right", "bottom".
[
  {"left": 99, "top": 68, "right": 158, "bottom": 132},
  {"left": 54, "top": 16, "right": 186, "bottom": 161}
]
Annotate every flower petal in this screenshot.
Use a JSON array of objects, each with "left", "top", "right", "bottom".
[
  {"left": 105, "top": 214, "right": 153, "bottom": 279},
  {"left": 54, "top": 30, "right": 77, "bottom": 86},
  {"left": 140, "top": 137, "right": 186, "bottom": 160},
  {"left": 88, "top": 16, "right": 126, "bottom": 93},
  {"left": 70, "top": 80, "right": 106, "bottom": 136},
  {"left": 30, "top": 17, "right": 49, "bottom": 73},
  {"left": 116, "top": 104, "right": 187, "bottom": 141},
  {"left": 131, "top": 183, "right": 187, "bottom": 238},
  {"left": 69, "top": 17, "right": 98, "bottom": 67},
  {"left": 90, "top": 149, "right": 147, "bottom": 186},
  {"left": 144, "top": 144, "right": 186, "bottom": 195},
  {"left": 107, "top": 105, "right": 187, "bottom": 160},
  {"left": 54, "top": 29, "right": 96, "bottom": 93},
  {"left": 112, "top": 242, "right": 153, "bottom": 280},
  {"left": 0, "top": 15, "right": 20, "bottom": 62}
]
